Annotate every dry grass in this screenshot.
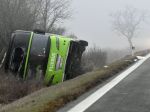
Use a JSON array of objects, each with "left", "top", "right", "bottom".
[
  {"left": 0, "top": 55, "right": 137, "bottom": 112},
  {"left": 0, "top": 71, "right": 44, "bottom": 105}
]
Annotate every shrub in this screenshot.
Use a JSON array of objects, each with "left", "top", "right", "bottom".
[
  {"left": 81, "top": 46, "right": 107, "bottom": 72},
  {"left": 0, "top": 71, "right": 44, "bottom": 104}
]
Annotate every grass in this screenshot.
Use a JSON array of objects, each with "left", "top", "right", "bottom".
[
  {"left": 0, "top": 72, "right": 44, "bottom": 104},
  {"left": 0, "top": 55, "right": 138, "bottom": 112}
]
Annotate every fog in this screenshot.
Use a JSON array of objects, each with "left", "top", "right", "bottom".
[{"left": 65, "top": 0, "right": 150, "bottom": 49}]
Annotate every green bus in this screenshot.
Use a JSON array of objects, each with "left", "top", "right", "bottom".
[{"left": 4, "top": 30, "right": 88, "bottom": 85}]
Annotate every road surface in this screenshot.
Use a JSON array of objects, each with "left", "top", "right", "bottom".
[{"left": 59, "top": 55, "right": 150, "bottom": 112}]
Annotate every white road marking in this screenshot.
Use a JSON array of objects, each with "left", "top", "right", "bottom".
[{"left": 67, "top": 54, "right": 150, "bottom": 112}]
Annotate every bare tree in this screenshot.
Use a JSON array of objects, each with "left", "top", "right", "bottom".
[
  {"left": 111, "top": 7, "right": 146, "bottom": 56},
  {"left": 0, "top": 0, "right": 36, "bottom": 44},
  {"left": 0, "top": 0, "right": 72, "bottom": 52},
  {"left": 50, "top": 27, "right": 66, "bottom": 35},
  {"left": 36, "top": 0, "right": 71, "bottom": 32}
]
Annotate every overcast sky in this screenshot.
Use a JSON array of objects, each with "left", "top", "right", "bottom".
[{"left": 65, "top": 0, "right": 150, "bottom": 49}]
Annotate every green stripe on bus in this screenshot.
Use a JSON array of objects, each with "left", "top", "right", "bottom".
[{"left": 23, "top": 32, "right": 34, "bottom": 79}]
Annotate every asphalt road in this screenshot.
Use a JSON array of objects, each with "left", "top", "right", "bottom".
[
  {"left": 59, "top": 57, "right": 150, "bottom": 112},
  {"left": 85, "top": 58, "right": 150, "bottom": 112}
]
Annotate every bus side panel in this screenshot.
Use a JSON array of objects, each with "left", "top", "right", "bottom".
[{"left": 44, "top": 36, "right": 71, "bottom": 85}]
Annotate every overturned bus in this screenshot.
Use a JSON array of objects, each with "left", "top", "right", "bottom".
[{"left": 4, "top": 30, "right": 88, "bottom": 85}]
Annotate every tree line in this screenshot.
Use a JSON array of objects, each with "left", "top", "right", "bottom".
[{"left": 0, "top": 0, "right": 71, "bottom": 50}]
